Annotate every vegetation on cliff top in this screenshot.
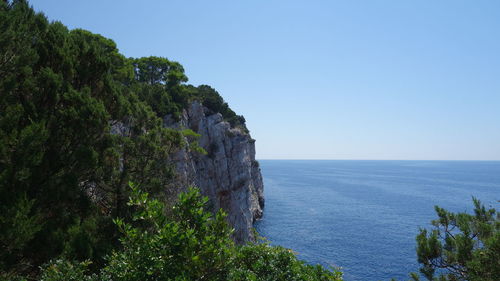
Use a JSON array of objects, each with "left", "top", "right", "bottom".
[{"left": 0, "top": 1, "right": 339, "bottom": 280}]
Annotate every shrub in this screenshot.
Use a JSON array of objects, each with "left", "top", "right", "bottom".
[{"left": 38, "top": 183, "right": 343, "bottom": 280}]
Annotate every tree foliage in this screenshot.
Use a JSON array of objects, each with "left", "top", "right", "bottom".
[
  {"left": 0, "top": 1, "right": 332, "bottom": 280},
  {"left": 0, "top": 0, "right": 189, "bottom": 276},
  {"left": 410, "top": 199, "right": 499, "bottom": 281}
]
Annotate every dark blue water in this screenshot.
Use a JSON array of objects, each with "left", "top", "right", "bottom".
[{"left": 254, "top": 160, "right": 500, "bottom": 281}]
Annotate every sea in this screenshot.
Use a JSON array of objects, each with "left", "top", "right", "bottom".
[{"left": 254, "top": 160, "right": 500, "bottom": 281}]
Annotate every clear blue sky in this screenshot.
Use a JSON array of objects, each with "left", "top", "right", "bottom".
[{"left": 30, "top": 0, "right": 500, "bottom": 160}]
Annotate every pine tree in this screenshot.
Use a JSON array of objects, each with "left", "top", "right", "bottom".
[{"left": 411, "top": 199, "right": 500, "bottom": 281}]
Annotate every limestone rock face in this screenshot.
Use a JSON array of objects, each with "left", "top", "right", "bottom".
[{"left": 164, "top": 102, "right": 264, "bottom": 243}]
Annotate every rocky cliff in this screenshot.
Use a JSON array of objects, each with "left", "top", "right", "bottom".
[{"left": 164, "top": 102, "right": 264, "bottom": 243}]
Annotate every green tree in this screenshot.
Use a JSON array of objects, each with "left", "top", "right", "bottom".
[
  {"left": 131, "top": 56, "right": 187, "bottom": 87},
  {"left": 130, "top": 56, "right": 189, "bottom": 118},
  {"left": 410, "top": 198, "right": 499, "bottom": 281},
  {"left": 0, "top": 1, "right": 188, "bottom": 276}
]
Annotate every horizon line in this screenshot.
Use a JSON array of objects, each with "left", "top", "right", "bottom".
[{"left": 256, "top": 158, "right": 500, "bottom": 161}]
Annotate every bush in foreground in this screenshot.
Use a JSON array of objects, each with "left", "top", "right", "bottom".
[{"left": 39, "top": 183, "right": 342, "bottom": 281}]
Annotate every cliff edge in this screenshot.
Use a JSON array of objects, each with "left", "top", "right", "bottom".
[{"left": 164, "top": 101, "right": 264, "bottom": 243}]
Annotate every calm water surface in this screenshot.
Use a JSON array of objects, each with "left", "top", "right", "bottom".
[{"left": 254, "top": 160, "right": 500, "bottom": 281}]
